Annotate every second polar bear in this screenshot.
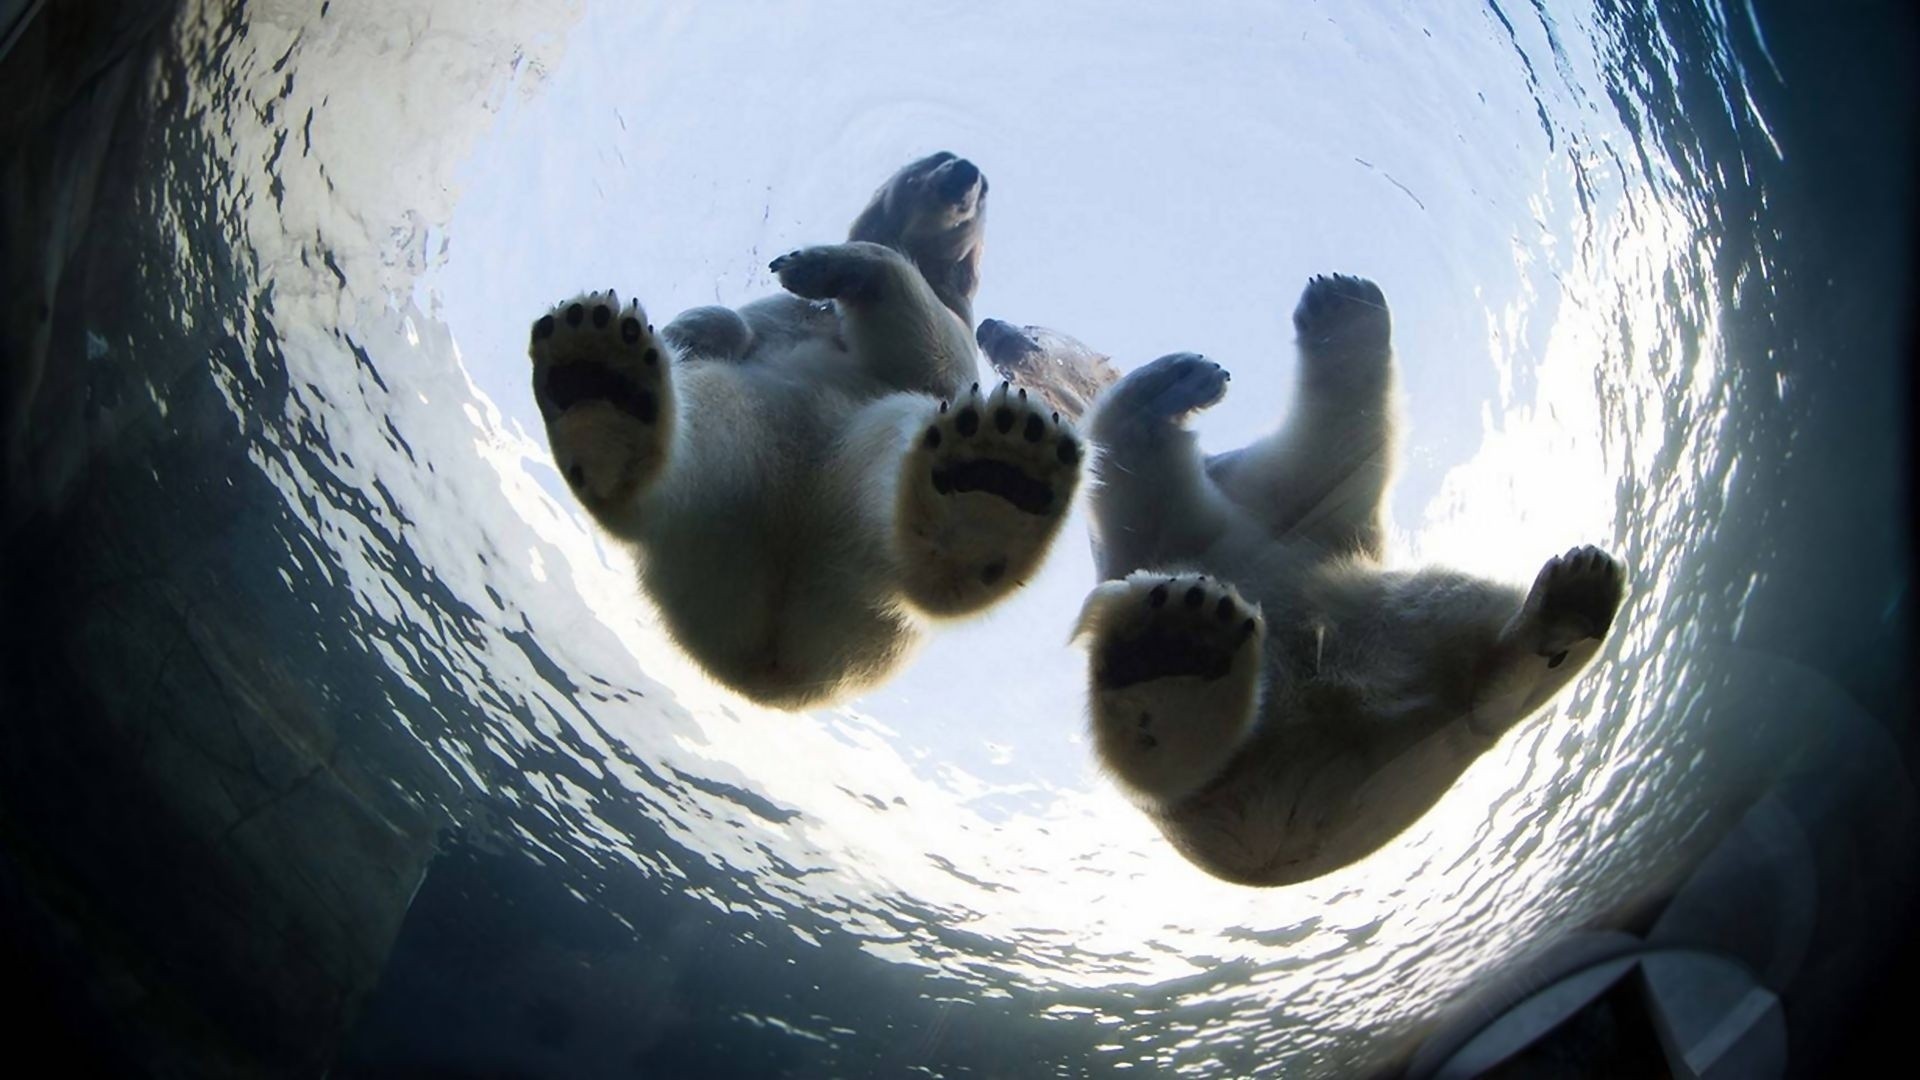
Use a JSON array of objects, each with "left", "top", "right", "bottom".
[
  {"left": 530, "top": 154, "right": 1083, "bottom": 708},
  {"left": 986, "top": 275, "right": 1627, "bottom": 886}
]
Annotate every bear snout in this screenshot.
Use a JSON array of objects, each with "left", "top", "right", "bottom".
[
  {"left": 976, "top": 318, "right": 1038, "bottom": 364},
  {"left": 933, "top": 158, "right": 982, "bottom": 203}
]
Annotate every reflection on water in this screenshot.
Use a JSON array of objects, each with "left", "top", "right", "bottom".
[{"left": 2, "top": 0, "right": 1909, "bottom": 1076}]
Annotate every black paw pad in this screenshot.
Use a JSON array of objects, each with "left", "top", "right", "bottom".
[
  {"left": 956, "top": 408, "right": 980, "bottom": 437},
  {"left": 565, "top": 303, "right": 584, "bottom": 326},
  {"left": 1099, "top": 622, "right": 1239, "bottom": 689},
  {"left": 1023, "top": 415, "right": 1045, "bottom": 443},
  {"left": 542, "top": 363, "right": 658, "bottom": 426},
  {"left": 592, "top": 304, "right": 611, "bottom": 328},
  {"left": 931, "top": 460, "right": 1052, "bottom": 514},
  {"left": 620, "top": 317, "right": 641, "bottom": 344},
  {"left": 533, "top": 315, "right": 555, "bottom": 341}
]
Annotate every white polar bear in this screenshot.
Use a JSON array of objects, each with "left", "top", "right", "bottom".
[
  {"left": 984, "top": 275, "right": 1627, "bottom": 886},
  {"left": 530, "top": 154, "right": 1083, "bottom": 709}
]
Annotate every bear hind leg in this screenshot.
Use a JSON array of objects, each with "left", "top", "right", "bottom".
[
  {"left": 1468, "top": 545, "right": 1628, "bottom": 735},
  {"left": 660, "top": 305, "right": 753, "bottom": 362},
  {"left": 1076, "top": 572, "right": 1266, "bottom": 805},
  {"left": 892, "top": 381, "right": 1085, "bottom": 616},
  {"left": 530, "top": 289, "right": 675, "bottom": 535}
]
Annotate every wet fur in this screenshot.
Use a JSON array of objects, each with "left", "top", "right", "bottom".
[
  {"left": 530, "top": 155, "right": 1081, "bottom": 709},
  {"left": 1057, "top": 276, "right": 1628, "bottom": 885}
]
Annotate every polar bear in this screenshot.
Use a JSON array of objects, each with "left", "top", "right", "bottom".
[
  {"left": 983, "top": 275, "right": 1627, "bottom": 886},
  {"left": 530, "top": 154, "right": 1083, "bottom": 708}
]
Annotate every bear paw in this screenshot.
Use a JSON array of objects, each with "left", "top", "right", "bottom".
[
  {"left": 530, "top": 289, "right": 674, "bottom": 514},
  {"left": 1076, "top": 573, "right": 1266, "bottom": 803},
  {"left": 895, "top": 382, "right": 1083, "bottom": 616},
  {"left": 1293, "top": 273, "right": 1391, "bottom": 358},
  {"left": 1520, "top": 544, "right": 1627, "bottom": 667},
  {"left": 1098, "top": 351, "right": 1230, "bottom": 428},
  {"left": 770, "top": 244, "right": 897, "bottom": 304},
  {"left": 1090, "top": 574, "right": 1263, "bottom": 689}
]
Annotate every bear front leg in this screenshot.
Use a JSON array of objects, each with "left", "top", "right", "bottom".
[
  {"left": 1085, "top": 352, "right": 1239, "bottom": 580},
  {"left": 529, "top": 289, "right": 675, "bottom": 537},
  {"left": 1076, "top": 572, "right": 1266, "bottom": 805},
  {"left": 772, "top": 241, "right": 977, "bottom": 398},
  {"left": 1467, "top": 545, "right": 1628, "bottom": 735},
  {"left": 1210, "top": 273, "right": 1397, "bottom": 559}
]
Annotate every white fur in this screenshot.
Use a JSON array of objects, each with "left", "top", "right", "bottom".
[
  {"left": 1072, "top": 275, "right": 1628, "bottom": 886},
  {"left": 529, "top": 156, "right": 1083, "bottom": 709}
]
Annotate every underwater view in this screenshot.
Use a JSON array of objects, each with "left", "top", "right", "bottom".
[{"left": 2, "top": 0, "right": 1912, "bottom": 1076}]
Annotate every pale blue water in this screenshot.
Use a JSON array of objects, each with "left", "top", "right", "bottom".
[{"left": 1, "top": 0, "right": 1910, "bottom": 1076}]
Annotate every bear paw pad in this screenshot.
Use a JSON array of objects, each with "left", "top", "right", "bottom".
[
  {"left": 530, "top": 289, "right": 674, "bottom": 510},
  {"left": 1524, "top": 544, "right": 1627, "bottom": 665},
  {"left": 896, "top": 382, "right": 1083, "bottom": 615}
]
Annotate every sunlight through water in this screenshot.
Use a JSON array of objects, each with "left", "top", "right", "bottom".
[{"left": 77, "top": 0, "right": 1840, "bottom": 1074}]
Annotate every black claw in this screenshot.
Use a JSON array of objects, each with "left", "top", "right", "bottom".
[
  {"left": 1057, "top": 437, "right": 1079, "bottom": 465},
  {"left": 1023, "top": 415, "right": 1045, "bottom": 442},
  {"left": 970, "top": 381, "right": 980, "bottom": 395},
  {"left": 924, "top": 426, "right": 941, "bottom": 450},
  {"left": 533, "top": 315, "right": 555, "bottom": 341},
  {"left": 1185, "top": 586, "right": 1205, "bottom": 608},
  {"left": 620, "top": 316, "right": 641, "bottom": 343},
  {"left": 994, "top": 406, "right": 1015, "bottom": 433},
  {"left": 957, "top": 407, "right": 979, "bottom": 437},
  {"left": 566, "top": 303, "right": 584, "bottom": 326},
  {"left": 940, "top": 400, "right": 949, "bottom": 413},
  {"left": 1018, "top": 387, "right": 1027, "bottom": 400},
  {"left": 1149, "top": 584, "right": 1168, "bottom": 608},
  {"left": 592, "top": 304, "right": 611, "bottom": 328}
]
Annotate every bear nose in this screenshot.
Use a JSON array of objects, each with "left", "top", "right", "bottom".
[
  {"left": 933, "top": 158, "right": 982, "bottom": 202},
  {"left": 976, "top": 319, "right": 1037, "bottom": 363}
]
